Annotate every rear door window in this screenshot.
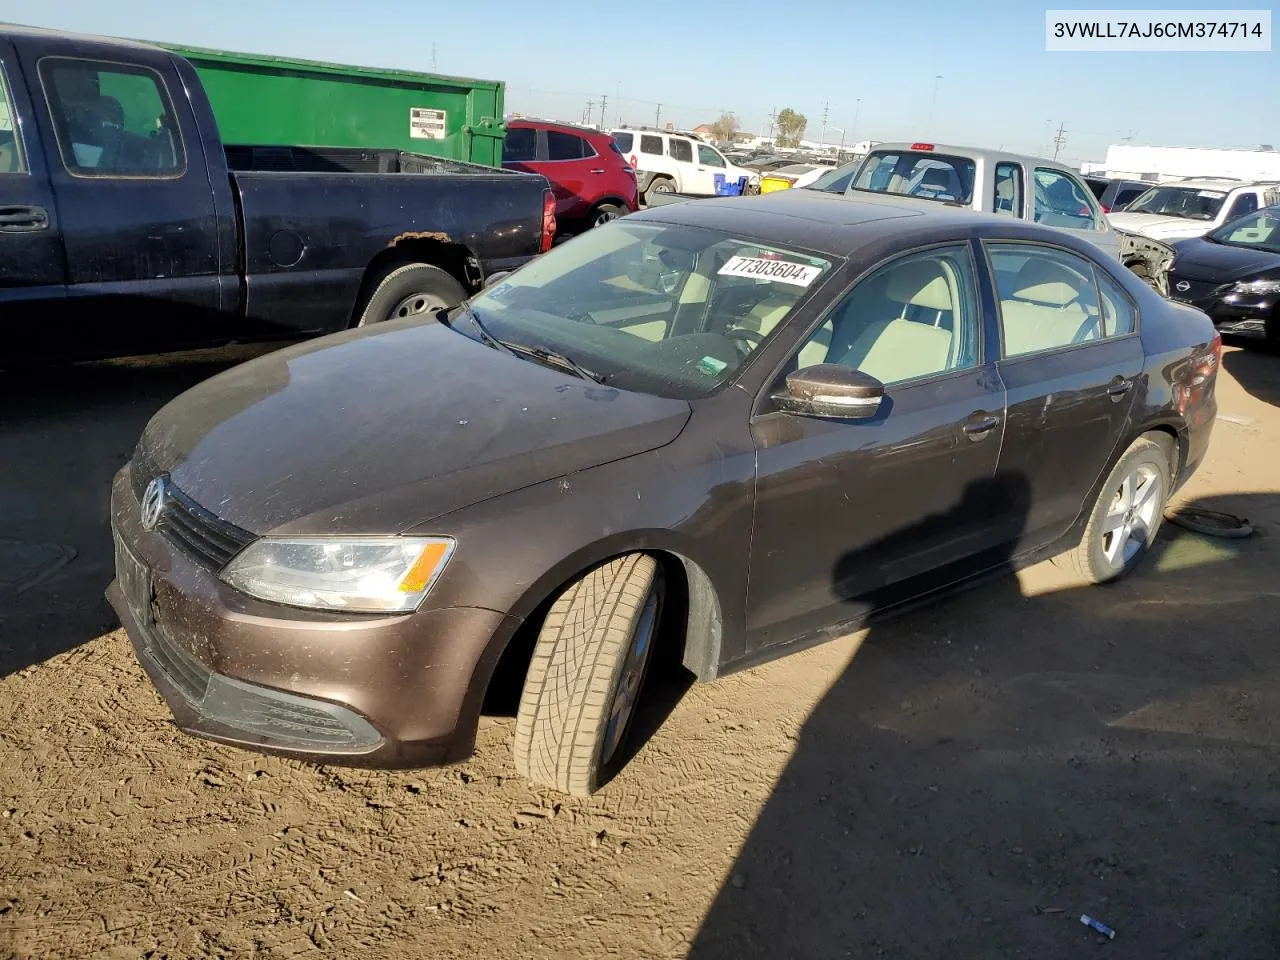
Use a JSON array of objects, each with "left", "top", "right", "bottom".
[
  {"left": 994, "top": 162, "right": 1023, "bottom": 217},
  {"left": 38, "top": 57, "right": 184, "bottom": 177},
  {"left": 547, "top": 131, "right": 588, "bottom": 161},
  {"left": 0, "top": 63, "right": 26, "bottom": 173},
  {"left": 502, "top": 126, "right": 537, "bottom": 162},
  {"left": 1033, "top": 168, "right": 1100, "bottom": 232},
  {"left": 640, "top": 134, "right": 663, "bottom": 155},
  {"left": 669, "top": 138, "right": 693, "bottom": 163},
  {"left": 612, "top": 131, "right": 633, "bottom": 153}
]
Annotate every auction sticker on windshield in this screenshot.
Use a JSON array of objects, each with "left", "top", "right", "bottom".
[{"left": 718, "top": 256, "right": 822, "bottom": 286}]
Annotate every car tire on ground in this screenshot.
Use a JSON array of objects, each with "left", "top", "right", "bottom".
[
  {"left": 513, "top": 553, "right": 665, "bottom": 796},
  {"left": 591, "top": 202, "right": 627, "bottom": 227},
  {"left": 1059, "top": 434, "right": 1172, "bottom": 584},
  {"left": 356, "top": 262, "right": 466, "bottom": 327},
  {"left": 643, "top": 178, "right": 675, "bottom": 206}
]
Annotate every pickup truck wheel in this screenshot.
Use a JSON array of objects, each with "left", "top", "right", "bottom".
[
  {"left": 357, "top": 263, "right": 466, "bottom": 327},
  {"left": 643, "top": 178, "right": 675, "bottom": 206},
  {"left": 591, "top": 202, "right": 626, "bottom": 227},
  {"left": 513, "top": 554, "right": 665, "bottom": 796}
]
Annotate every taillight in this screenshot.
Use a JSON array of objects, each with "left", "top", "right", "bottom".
[
  {"left": 540, "top": 189, "right": 556, "bottom": 253},
  {"left": 1102, "top": 205, "right": 1111, "bottom": 214}
]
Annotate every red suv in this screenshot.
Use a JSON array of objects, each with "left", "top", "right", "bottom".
[{"left": 502, "top": 119, "right": 638, "bottom": 232}]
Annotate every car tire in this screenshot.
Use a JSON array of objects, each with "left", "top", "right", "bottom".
[
  {"left": 513, "top": 553, "right": 665, "bottom": 796},
  {"left": 591, "top": 202, "right": 627, "bottom": 227},
  {"left": 1059, "top": 435, "right": 1172, "bottom": 584},
  {"left": 355, "top": 262, "right": 466, "bottom": 327},
  {"left": 643, "top": 178, "right": 675, "bottom": 205}
]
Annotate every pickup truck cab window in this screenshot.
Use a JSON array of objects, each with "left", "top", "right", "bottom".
[
  {"left": 994, "top": 161, "right": 1022, "bottom": 217},
  {"left": 38, "top": 57, "right": 184, "bottom": 178},
  {"left": 1032, "top": 168, "right": 1099, "bottom": 232},
  {"left": 0, "top": 64, "right": 26, "bottom": 173}
]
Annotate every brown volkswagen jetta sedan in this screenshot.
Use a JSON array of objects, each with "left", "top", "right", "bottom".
[{"left": 109, "top": 191, "right": 1220, "bottom": 795}]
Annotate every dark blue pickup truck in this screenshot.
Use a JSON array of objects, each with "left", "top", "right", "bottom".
[{"left": 0, "top": 25, "right": 553, "bottom": 363}]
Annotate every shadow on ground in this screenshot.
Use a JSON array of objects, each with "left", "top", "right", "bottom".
[
  {"left": 689, "top": 492, "right": 1280, "bottom": 960},
  {"left": 0, "top": 345, "right": 287, "bottom": 676},
  {"left": 1221, "top": 341, "right": 1280, "bottom": 408}
]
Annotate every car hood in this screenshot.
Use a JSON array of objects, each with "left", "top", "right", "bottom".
[
  {"left": 136, "top": 319, "right": 692, "bottom": 536},
  {"left": 1170, "top": 237, "right": 1280, "bottom": 282},
  {"left": 1107, "top": 212, "right": 1214, "bottom": 240}
]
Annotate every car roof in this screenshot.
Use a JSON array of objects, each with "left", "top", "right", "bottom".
[
  {"left": 867, "top": 141, "right": 1078, "bottom": 174},
  {"left": 626, "top": 190, "right": 1096, "bottom": 258},
  {"left": 510, "top": 118, "right": 609, "bottom": 139},
  {"left": 0, "top": 22, "right": 163, "bottom": 53},
  {"left": 1157, "top": 179, "right": 1246, "bottom": 191}
]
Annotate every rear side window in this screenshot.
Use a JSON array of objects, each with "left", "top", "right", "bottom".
[
  {"left": 640, "top": 134, "right": 663, "bottom": 155},
  {"left": 669, "top": 139, "right": 693, "bottom": 163},
  {"left": 1227, "top": 192, "right": 1259, "bottom": 220},
  {"left": 1113, "top": 186, "right": 1146, "bottom": 209},
  {"left": 612, "top": 132, "right": 633, "bottom": 153},
  {"left": 1033, "top": 169, "right": 1099, "bottom": 231},
  {"left": 39, "top": 57, "right": 184, "bottom": 178},
  {"left": 547, "top": 131, "right": 590, "bottom": 161},
  {"left": 994, "top": 162, "right": 1023, "bottom": 217},
  {"left": 502, "top": 126, "right": 537, "bottom": 162},
  {"left": 0, "top": 64, "right": 27, "bottom": 174},
  {"left": 853, "top": 150, "right": 976, "bottom": 204}
]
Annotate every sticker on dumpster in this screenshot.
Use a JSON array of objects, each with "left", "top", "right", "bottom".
[
  {"left": 409, "top": 107, "right": 448, "bottom": 140},
  {"left": 717, "top": 255, "right": 821, "bottom": 287}
]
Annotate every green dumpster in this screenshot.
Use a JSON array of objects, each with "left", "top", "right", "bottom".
[{"left": 162, "top": 44, "right": 507, "bottom": 167}]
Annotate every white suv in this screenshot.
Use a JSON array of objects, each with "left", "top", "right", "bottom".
[
  {"left": 610, "top": 128, "right": 760, "bottom": 204},
  {"left": 1109, "top": 178, "right": 1280, "bottom": 242}
]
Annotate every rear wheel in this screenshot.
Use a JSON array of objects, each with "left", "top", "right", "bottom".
[
  {"left": 356, "top": 263, "right": 466, "bottom": 327},
  {"left": 513, "top": 554, "right": 664, "bottom": 796},
  {"left": 643, "top": 178, "right": 675, "bottom": 206},
  {"left": 591, "top": 202, "right": 627, "bottom": 227},
  {"left": 1059, "top": 435, "right": 1172, "bottom": 583}
]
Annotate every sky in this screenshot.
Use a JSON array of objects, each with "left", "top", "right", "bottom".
[{"left": 4, "top": 0, "right": 1276, "bottom": 167}]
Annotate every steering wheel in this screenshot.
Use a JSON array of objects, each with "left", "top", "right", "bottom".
[
  {"left": 1071, "top": 313, "right": 1103, "bottom": 344},
  {"left": 723, "top": 328, "right": 763, "bottom": 356}
]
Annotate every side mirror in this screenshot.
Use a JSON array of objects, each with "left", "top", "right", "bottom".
[
  {"left": 772, "top": 364, "right": 884, "bottom": 420},
  {"left": 483, "top": 271, "right": 511, "bottom": 289}
]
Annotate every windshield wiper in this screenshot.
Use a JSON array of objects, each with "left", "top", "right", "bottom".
[
  {"left": 450, "top": 303, "right": 520, "bottom": 360},
  {"left": 504, "top": 342, "right": 606, "bottom": 383}
]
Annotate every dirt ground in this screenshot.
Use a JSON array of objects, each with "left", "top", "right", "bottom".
[{"left": 2, "top": 344, "right": 1279, "bottom": 960}]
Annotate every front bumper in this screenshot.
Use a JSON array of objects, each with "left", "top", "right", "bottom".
[
  {"left": 106, "top": 467, "right": 519, "bottom": 768},
  {"left": 1168, "top": 281, "right": 1276, "bottom": 338}
]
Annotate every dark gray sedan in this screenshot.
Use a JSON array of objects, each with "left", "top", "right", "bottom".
[{"left": 110, "top": 191, "right": 1221, "bottom": 796}]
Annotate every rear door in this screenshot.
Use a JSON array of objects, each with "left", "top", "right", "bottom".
[
  {"left": 15, "top": 36, "right": 222, "bottom": 357},
  {"left": 0, "top": 39, "right": 66, "bottom": 332},
  {"left": 666, "top": 137, "right": 702, "bottom": 193},
  {"left": 983, "top": 241, "right": 1144, "bottom": 548},
  {"left": 544, "top": 129, "right": 594, "bottom": 219}
]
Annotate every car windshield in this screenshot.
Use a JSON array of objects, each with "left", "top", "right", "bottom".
[
  {"left": 1125, "top": 186, "right": 1226, "bottom": 220},
  {"left": 1206, "top": 207, "right": 1280, "bottom": 253},
  {"left": 851, "top": 150, "right": 977, "bottom": 204},
  {"left": 465, "top": 221, "right": 835, "bottom": 401}
]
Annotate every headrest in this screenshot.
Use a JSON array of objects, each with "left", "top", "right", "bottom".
[
  {"left": 1013, "top": 257, "right": 1084, "bottom": 307},
  {"left": 885, "top": 260, "right": 953, "bottom": 312}
]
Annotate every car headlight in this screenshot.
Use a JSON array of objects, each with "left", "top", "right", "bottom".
[
  {"left": 1232, "top": 279, "right": 1280, "bottom": 296},
  {"left": 221, "top": 537, "right": 455, "bottom": 613}
]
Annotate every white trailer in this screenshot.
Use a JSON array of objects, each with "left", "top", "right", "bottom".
[{"left": 1088, "top": 145, "right": 1280, "bottom": 183}]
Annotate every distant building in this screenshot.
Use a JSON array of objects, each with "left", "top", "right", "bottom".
[{"left": 1083, "top": 144, "right": 1280, "bottom": 182}]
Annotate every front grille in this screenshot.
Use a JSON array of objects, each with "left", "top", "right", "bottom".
[
  {"left": 130, "top": 460, "right": 254, "bottom": 571},
  {"left": 1168, "top": 275, "right": 1223, "bottom": 304},
  {"left": 144, "top": 619, "right": 212, "bottom": 703}
]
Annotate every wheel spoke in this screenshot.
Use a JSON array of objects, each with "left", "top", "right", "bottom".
[
  {"left": 1117, "top": 474, "right": 1135, "bottom": 513},
  {"left": 1101, "top": 509, "right": 1128, "bottom": 536}
]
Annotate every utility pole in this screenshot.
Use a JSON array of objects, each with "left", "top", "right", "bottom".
[
  {"left": 820, "top": 101, "right": 829, "bottom": 149},
  {"left": 767, "top": 106, "right": 777, "bottom": 144},
  {"left": 598, "top": 94, "right": 608, "bottom": 129},
  {"left": 1052, "top": 121, "right": 1067, "bottom": 161},
  {"left": 583, "top": 99, "right": 594, "bottom": 126},
  {"left": 431, "top": 43, "right": 437, "bottom": 71},
  {"left": 655, "top": 103, "right": 662, "bottom": 127}
]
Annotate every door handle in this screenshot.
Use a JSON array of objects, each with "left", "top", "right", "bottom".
[
  {"left": 590, "top": 168, "right": 605, "bottom": 174},
  {"left": 0, "top": 205, "right": 49, "bottom": 231},
  {"left": 962, "top": 413, "right": 1001, "bottom": 439},
  {"left": 1107, "top": 377, "right": 1134, "bottom": 400}
]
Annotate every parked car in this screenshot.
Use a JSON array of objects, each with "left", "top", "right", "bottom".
[
  {"left": 1083, "top": 175, "right": 1156, "bottom": 214},
  {"left": 0, "top": 25, "right": 553, "bottom": 365},
  {"left": 759, "top": 163, "right": 820, "bottom": 193},
  {"left": 502, "top": 119, "right": 637, "bottom": 231},
  {"left": 1109, "top": 178, "right": 1280, "bottom": 242},
  {"left": 1165, "top": 204, "right": 1280, "bottom": 342},
  {"left": 610, "top": 128, "right": 760, "bottom": 204},
  {"left": 111, "top": 191, "right": 1219, "bottom": 796}
]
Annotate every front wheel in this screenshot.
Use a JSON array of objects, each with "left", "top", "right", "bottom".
[
  {"left": 513, "top": 554, "right": 665, "bottom": 796},
  {"left": 356, "top": 263, "right": 466, "bottom": 327},
  {"left": 1059, "top": 435, "right": 1172, "bottom": 583}
]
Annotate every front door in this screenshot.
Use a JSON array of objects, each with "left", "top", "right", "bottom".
[
  {"left": 15, "top": 38, "right": 222, "bottom": 358},
  {"left": 697, "top": 143, "right": 730, "bottom": 194},
  {"left": 0, "top": 41, "right": 67, "bottom": 339},
  {"left": 984, "top": 241, "right": 1144, "bottom": 547},
  {"left": 746, "top": 243, "right": 1009, "bottom": 651}
]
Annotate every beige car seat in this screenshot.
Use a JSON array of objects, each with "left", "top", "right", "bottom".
[{"left": 999, "top": 257, "right": 1095, "bottom": 356}]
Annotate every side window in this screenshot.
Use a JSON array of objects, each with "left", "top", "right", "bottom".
[
  {"left": 669, "top": 138, "right": 693, "bottom": 163},
  {"left": 1226, "top": 192, "right": 1259, "bottom": 221},
  {"left": 640, "top": 134, "right": 663, "bottom": 155},
  {"left": 788, "top": 245, "right": 981, "bottom": 386},
  {"left": 502, "top": 127, "right": 537, "bottom": 163},
  {"left": 612, "top": 131, "right": 633, "bottom": 153},
  {"left": 698, "top": 145, "right": 726, "bottom": 168},
  {"left": 546, "top": 130, "right": 585, "bottom": 161},
  {"left": 988, "top": 244, "right": 1117, "bottom": 357},
  {"left": 1033, "top": 169, "right": 1098, "bottom": 231},
  {"left": 993, "top": 162, "right": 1023, "bottom": 217},
  {"left": 1114, "top": 186, "right": 1146, "bottom": 209},
  {"left": 0, "top": 64, "right": 27, "bottom": 174},
  {"left": 38, "top": 57, "right": 184, "bottom": 177},
  {"left": 1096, "top": 270, "right": 1137, "bottom": 338}
]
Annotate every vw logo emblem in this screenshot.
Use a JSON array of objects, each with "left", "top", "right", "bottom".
[
  {"left": 1176, "top": 280, "right": 1191, "bottom": 292},
  {"left": 140, "top": 476, "right": 167, "bottom": 531}
]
